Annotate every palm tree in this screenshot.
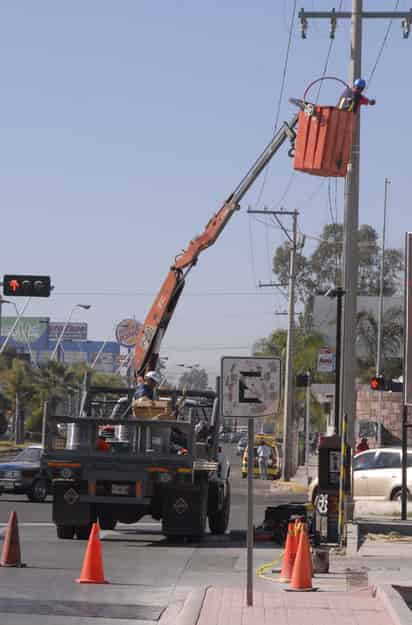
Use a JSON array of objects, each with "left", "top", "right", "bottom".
[
  {"left": 1, "top": 358, "right": 35, "bottom": 443},
  {"left": 356, "top": 306, "right": 402, "bottom": 375},
  {"left": 33, "top": 361, "right": 78, "bottom": 415}
]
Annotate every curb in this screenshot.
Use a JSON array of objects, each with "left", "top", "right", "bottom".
[
  {"left": 172, "top": 587, "right": 208, "bottom": 625},
  {"left": 376, "top": 585, "right": 412, "bottom": 625},
  {"left": 270, "top": 482, "right": 308, "bottom": 494}
]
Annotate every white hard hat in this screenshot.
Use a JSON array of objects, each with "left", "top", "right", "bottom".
[{"left": 145, "top": 370, "right": 161, "bottom": 384}]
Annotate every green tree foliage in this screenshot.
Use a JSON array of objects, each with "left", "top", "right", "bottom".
[
  {"left": 178, "top": 367, "right": 209, "bottom": 391},
  {"left": 273, "top": 223, "right": 403, "bottom": 305},
  {"left": 356, "top": 307, "right": 403, "bottom": 380}
]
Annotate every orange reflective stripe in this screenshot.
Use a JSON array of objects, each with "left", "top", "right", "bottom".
[
  {"left": 89, "top": 481, "right": 95, "bottom": 496},
  {"left": 47, "top": 462, "right": 81, "bottom": 468}
]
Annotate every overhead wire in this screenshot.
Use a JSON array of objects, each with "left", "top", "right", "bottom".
[
  {"left": 314, "top": 0, "right": 345, "bottom": 104},
  {"left": 367, "top": 0, "right": 401, "bottom": 88}
]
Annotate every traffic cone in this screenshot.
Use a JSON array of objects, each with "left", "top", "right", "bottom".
[
  {"left": 76, "top": 523, "right": 108, "bottom": 584},
  {"left": 277, "top": 521, "right": 299, "bottom": 582},
  {"left": 287, "top": 523, "right": 316, "bottom": 591},
  {"left": 0, "top": 510, "right": 25, "bottom": 568}
]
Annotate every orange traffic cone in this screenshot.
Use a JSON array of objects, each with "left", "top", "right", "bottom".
[
  {"left": 278, "top": 521, "right": 299, "bottom": 582},
  {"left": 76, "top": 523, "right": 108, "bottom": 584},
  {"left": 0, "top": 510, "right": 25, "bottom": 568},
  {"left": 287, "top": 523, "right": 316, "bottom": 592}
]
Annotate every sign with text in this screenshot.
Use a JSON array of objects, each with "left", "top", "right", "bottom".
[
  {"left": 48, "top": 322, "right": 88, "bottom": 341},
  {"left": 405, "top": 233, "right": 412, "bottom": 406},
  {"left": 115, "top": 318, "right": 141, "bottom": 347},
  {"left": 221, "top": 356, "right": 281, "bottom": 419},
  {"left": 317, "top": 347, "right": 335, "bottom": 373}
]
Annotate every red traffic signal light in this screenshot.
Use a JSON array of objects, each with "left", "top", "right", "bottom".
[
  {"left": 3, "top": 275, "right": 51, "bottom": 298},
  {"left": 370, "top": 375, "right": 385, "bottom": 391}
]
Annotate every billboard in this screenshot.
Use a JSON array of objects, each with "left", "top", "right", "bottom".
[
  {"left": 115, "top": 319, "right": 141, "bottom": 347},
  {"left": 404, "top": 233, "right": 412, "bottom": 406},
  {"left": 48, "top": 322, "right": 88, "bottom": 341},
  {"left": 1, "top": 317, "right": 48, "bottom": 345}
]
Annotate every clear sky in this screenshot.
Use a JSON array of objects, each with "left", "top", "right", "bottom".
[{"left": 1, "top": 1, "right": 411, "bottom": 385}]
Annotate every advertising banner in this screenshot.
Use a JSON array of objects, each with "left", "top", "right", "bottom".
[
  {"left": 48, "top": 322, "right": 88, "bottom": 341},
  {"left": 1, "top": 317, "right": 48, "bottom": 345}
]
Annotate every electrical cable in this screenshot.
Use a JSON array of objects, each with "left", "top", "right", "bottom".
[
  {"left": 367, "top": 0, "right": 401, "bottom": 88},
  {"left": 314, "top": 0, "right": 344, "bottom": 104},
  {"left": 247, "top": 214, "right": 259, "bottom": 288}
]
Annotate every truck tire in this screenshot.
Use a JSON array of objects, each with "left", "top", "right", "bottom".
[
  {"left": 99, "top": 512, "right": 117, "bottom": 531},
  {"left": 75, "top": 525, "right": 92, "bottom": 540},
  {"left": 208, "top": 482, "right": 230, "bottom": 535},
  {"left": 56, "top": 525, "right": 75, "bottom": 539}
]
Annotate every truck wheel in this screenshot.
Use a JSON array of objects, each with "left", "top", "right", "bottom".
[
  {"left": 208, "top": 482, "right": 231, "bottom": 534},
  {"left": 75, "top": 525, "right": 92, "bottom": 540},
  {"left": 56, "top": 525, "right": 75, "bottom": 539},
  {"left": 27, "top": 479, "right": 49, "bottom": 502},
  {"left": 99, "top": 512, "right": 117, "bottom": 531}
]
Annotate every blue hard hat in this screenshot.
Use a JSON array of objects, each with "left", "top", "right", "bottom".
[{"left": 354, "top": 78, "right": 366, "bottom": 89}]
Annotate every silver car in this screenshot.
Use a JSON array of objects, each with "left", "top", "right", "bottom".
[{"left": 309, "top": 447, "right": 412, "bottom": 503}]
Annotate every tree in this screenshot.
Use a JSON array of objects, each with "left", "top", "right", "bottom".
[
  {"left": 178, "top": 367, "right": 208, "bottom": 391},
  {"left": 356, "top": 306, "right": 403, "bottom": 380},
  {"left": 272, "top": 223, "right": 403, "bottom": 306},
  {"left": 1, "top": 359, "right": 35, "bottom": 443}
]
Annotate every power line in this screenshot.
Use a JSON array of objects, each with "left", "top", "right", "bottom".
[
  {"left": 52, "top": 290, "right": 283, "bottom": 297},
  {"left": 367, "top": 0, "right": 401, "bottom": 87},
  {"left": 314, "top": 0, "right": 345, "bottom": 103}
]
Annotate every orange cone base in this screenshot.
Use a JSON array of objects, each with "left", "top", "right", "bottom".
[
  {"left": 0, "top": 562, "right": 26, "bottom": 568},
  {"left": 285, "top": 586, "right": 318, "bottom": 592},
  {"left": 76, "top": 577, "right": 108, "bottom": 584}
]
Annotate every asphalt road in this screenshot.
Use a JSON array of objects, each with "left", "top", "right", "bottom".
[{"left": 0, "top": 443, "right": 306, "bottom": 625}]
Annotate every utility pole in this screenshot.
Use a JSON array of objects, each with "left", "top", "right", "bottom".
[
  {"left": 299, "top": 1, "right": 412, "bottom": 501},
  {"left": 247, "top": 208, "right": 300, "bottom": 480},
  {"left": 305, "top": 369, "right": 311, "bottom": 485},
  {"left": 376, "top": 178, "right": 390, "bottom": 376}
]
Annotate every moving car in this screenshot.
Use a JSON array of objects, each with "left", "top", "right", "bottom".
[
  {"left": 309, "top": 447, "right": 412, "bottom": 503},
  {"left": 0, "top": 445, "right": 49, "bottom": 502},
  {"left": 241, "top": 434, "right": 281, "bottom": 479}
]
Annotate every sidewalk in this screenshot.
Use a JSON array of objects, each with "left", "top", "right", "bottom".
[{"left": 195, "top": 586, "right": 394, "bottom": 625}]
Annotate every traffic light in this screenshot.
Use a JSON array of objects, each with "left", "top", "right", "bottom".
[
  {"left": 370, "top": 375, "right": 385, "bottom": 391},
  {"left": 3, "top": 275, "right": 51, "bottom": 298},
  {"left": 296, "top": 373, "right": 309, "bottom": 387}
]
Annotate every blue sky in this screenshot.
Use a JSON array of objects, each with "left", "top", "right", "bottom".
[{"left": 1, "top": 1, "right": 411, "bottom": 384}]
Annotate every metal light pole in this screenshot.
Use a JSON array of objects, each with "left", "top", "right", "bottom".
[
  {"left": 50, "top": 304, "right": 91, "bottom": 362},
  {"left": 376, "top": 178, "right": 390, "bottom": 376},
  {"left": 0, "top": 298, "right": 31, "bottom": 355},
  {"left": 325, "top": 287, "right": 345, "bottom": 435}
]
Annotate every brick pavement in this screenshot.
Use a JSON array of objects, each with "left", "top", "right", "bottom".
[{"left": 196, "top": 587, "right": 395, "bottom": 625}]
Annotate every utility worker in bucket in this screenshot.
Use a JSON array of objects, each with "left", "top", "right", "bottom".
[
  {"left": 338, "top": 78, "right": 376, "bottom": 113},
  {"left": 134, "top": 370, "right": 161, "bottom": 401}
]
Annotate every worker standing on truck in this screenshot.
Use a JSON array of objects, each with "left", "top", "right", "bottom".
[
  {"left": 257, "top": 440, "right": 271, "bottom": 480},
  {"left": 134, "top": 370, "right": 161, "bottom": 401},
  {"left": 337, "top": 78, "right": 376, "bottom": 113}
]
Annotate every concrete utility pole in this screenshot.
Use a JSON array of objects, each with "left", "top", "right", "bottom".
[
  {"left": 247, "top": 208, "right": 300, "bottom": 480},
  {"left": 299, "top": 3, "right": 412, "bottom": 451}
]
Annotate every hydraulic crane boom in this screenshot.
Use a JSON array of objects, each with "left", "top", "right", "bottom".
[{"left": 134, "top": 113, "right": 299, "bottom": 376}]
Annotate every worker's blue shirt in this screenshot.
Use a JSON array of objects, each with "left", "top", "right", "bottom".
[{"left": 134, "top": 383, "right": 154, "bottom": 400}]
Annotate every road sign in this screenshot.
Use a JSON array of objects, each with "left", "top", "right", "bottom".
[
  {"left": 115, "top": 319, "right": 141, "bottom": 348},
  {"left": 221, "top": 356, "right": 281, "bottom": 418},
  {"left": 405, "top": 233, "right": 412, "bottom": 406},
  {"left": 317, "top": 347, "right": 335, "bottom": 373}
]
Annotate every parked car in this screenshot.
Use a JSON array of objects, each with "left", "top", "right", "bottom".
[
  {"left": 237, "top": 437, "right": 247, "bottom": 456},
  {"left": 0, "top": 445, "right": 49, "bottom": 502},
  {"left": 309, "top": 447, "right": 412, "bottom": 504}
]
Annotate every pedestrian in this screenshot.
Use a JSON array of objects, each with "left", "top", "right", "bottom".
[
  {"left": 195, "top": 417, "right": 209, "bottom": 442},
  {"left": 96, "top": 434, "right": 110, "bottom": 452},
  {"left": 257, "top": 440, "right": 272, "bottom": 480},
  {"left": 337, "top": 78, "right": 376, "bottom": 113},
  {"left": 134, "top": 370, "right": 161, "bottom": 401},
  {"left": 356, "top": 437, "right": 369, "bottom": 455}
]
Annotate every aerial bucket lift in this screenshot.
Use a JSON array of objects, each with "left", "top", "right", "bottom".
[{"left": 293, "top": 77, "right": 354, "bottom": 177}]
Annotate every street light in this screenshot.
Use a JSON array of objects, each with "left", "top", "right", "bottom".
[
  {"left": 0, "top": 297, "right": 31, "bottom": 355},
  {"left": 324, "top": 287, "right": 345, "bottom": 435},
  {"left": 50, "top": 304, "right": 91, "bottom": 361}
]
